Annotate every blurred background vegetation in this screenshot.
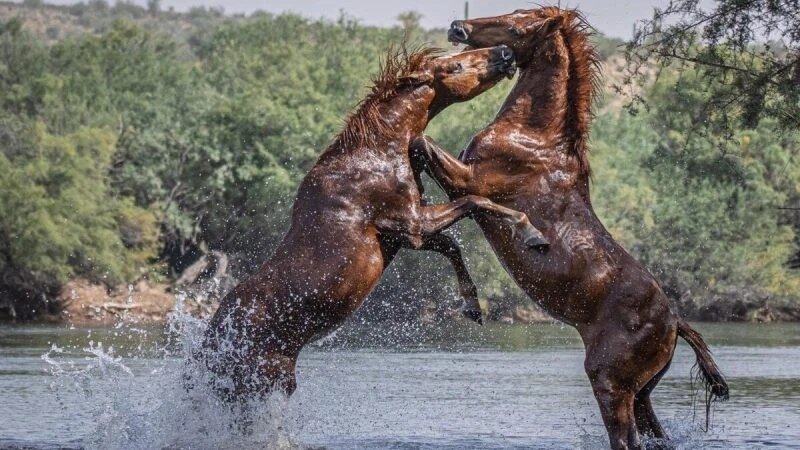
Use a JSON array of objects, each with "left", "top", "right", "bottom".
[{"left": 0, "top": 1, "right": 798, "bottom": 321}]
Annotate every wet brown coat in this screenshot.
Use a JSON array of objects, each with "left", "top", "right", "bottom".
[
  {"left": 414, "top": 8, "right": 729, "bottom": 449},
  {"left": 202, "top": 46, "right": 544, "bottom": 399}
]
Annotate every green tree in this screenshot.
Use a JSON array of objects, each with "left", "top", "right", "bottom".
[
  {"left": 1, "top": 8, "right": 797, "bottom": 321},
  {"left": 627, "top": 0, "right": 800, "bottom": 132},
  {"left": 0, "top": 124, "right": 158, "bottom": 318},
  {"left": 592, "top": 69, "right": 800, "bottom": 314}
]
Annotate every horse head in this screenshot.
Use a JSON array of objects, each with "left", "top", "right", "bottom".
[
  {"left": 402, "top": 46, "right": 517, "bottom": 116},
  {"left": 448, "top": 8, "right": 576, "bottom": 65}
]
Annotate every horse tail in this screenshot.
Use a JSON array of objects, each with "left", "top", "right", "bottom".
[{"left": 677, "top": 318, "right": 729, "bottom": 429}]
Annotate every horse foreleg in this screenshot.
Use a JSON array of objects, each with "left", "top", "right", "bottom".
[
  {"left": 377, "top": 196, "right": 548, "bottom": 265},
  {"left": 417, "top": 195, "right": 548, "bottom": 250},
  {"left": 380, "top": 230, "right": 482, "bottom": 323},
  {"left": 410, "top": 135, "right": 477, "bottom": 197},
  {"left": 416, "top": 233, "right": 482, "bottom": 324}
]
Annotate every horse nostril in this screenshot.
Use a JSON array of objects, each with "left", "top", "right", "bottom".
[
  {"left": 499, "top": 45, "right": 513, "bottom": 61},
  {"left": 448, "top": 20, "right": 469, "bottom": 42},
  {"left": 491, "top": 45, "right": 515, "bottom": 65}
]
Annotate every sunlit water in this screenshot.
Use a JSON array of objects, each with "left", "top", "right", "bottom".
[{"left": 0, "top": 308, "right": 798, "bottom": 449}]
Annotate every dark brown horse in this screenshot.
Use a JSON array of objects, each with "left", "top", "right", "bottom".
[
  {"left": 202, "top": 45, "right": 546, "bottom": 400},
  {"left": 411, "top": 8, "right": 729, "bottom": 449}
]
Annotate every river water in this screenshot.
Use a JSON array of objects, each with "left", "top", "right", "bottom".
[{"left": 0, "top": 317, "right": 798, "bottom": 449}]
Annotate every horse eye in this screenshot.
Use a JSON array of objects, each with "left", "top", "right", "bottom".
[{"left": 451, "top": 63, "right": 464, "bottom": 73}]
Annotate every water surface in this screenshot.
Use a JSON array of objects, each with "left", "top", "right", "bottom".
[{"left": 0, "top": 320, "right": 798, "bottom": 449}]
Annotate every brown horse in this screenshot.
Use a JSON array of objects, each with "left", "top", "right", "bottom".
[
  {"left": 201, "top": 45, "right": 547, "bottom": 400},
  {"left": 411, "top": 8, "right": 729, "bottom": 449}
]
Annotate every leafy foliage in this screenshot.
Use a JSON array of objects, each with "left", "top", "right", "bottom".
[
  {"left": 0, "top": 124, "right": 157, "bottom": 318},
  {"left": 593, "top": 70, "right": 800, "bottom": 312},
  {"left": 0, "top": 3, "right": 797, "bottom": 320},
  {"left": 626, "top": 0, "right": 800, "bottom": 132}
]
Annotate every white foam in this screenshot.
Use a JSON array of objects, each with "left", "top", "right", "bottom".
[{"left": 42, "top": 296, "right": 300, "bottom": 450}]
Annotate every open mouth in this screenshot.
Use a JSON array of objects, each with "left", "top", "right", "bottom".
[
  {"left": 490, "top": 62, "right": 517, "bottom": 79},
  {"left": 505, "top": 63, "right": 517, "bottom": 78},
  {"left": 447, "top": 27, "right": 470, "bottom": 45},
  {"left": 448, "top": 23, "right": 475, "bottom": 52}
]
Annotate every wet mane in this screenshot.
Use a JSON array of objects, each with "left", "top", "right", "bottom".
[
  {"left": 542, "top": 7, "right": 601, "bottom": 177},
  {"left": 324, "top": 46, "right": 440, "bottom": 155}
]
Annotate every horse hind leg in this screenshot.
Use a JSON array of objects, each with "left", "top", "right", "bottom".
[
  {"left": 634, "top": 398, "right": 668, "bottom": 450},
  {"left": 589, "top": 320, "right": 677, "bottom": 449},
  {"left": 588, "top": 374, "right": 641, "bottom": 450},
  {"left": 585, "top": 331, "right": 671, "bottom": 449},
  {"left": 634, "top": 359, "right": 672, "bottom": 448},
  {"left": 264, "top": 352, "right": 299, "bottom": 396},
  {"left": 585, "top": 353, "right": 640, "bottom": 447},
  {"left": 231, "top": 352, "right": 298, "bottom": 400}
]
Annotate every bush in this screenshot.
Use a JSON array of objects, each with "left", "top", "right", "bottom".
[
  {"left": 0, "top": 11, "right": 797, "bottom": 320},
  {"left": 0, "top": 124, "right": 158, "bottom": 318}
]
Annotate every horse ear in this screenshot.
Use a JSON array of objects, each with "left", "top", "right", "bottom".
[
  {"left": 540, "top": 15, "right": 566, "bottom": 35},
  {"left": 398, "top": 71, "right": 433, "bottom": 87},
  {"left": 518, "top": 14, "right": 565, "bottom": 37}
]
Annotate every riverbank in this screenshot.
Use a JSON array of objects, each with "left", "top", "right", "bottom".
[
  {"left": 11, "top": 277, "right": 558, "bottom": 326},
  {"left": 3, "top": 278, "right": 797, "bottom": 326},
  {"left": 54, "top": 278, "right": 210, "bottom": 325}
]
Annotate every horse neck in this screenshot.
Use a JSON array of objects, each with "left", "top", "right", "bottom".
[
  {"left": 494, "top": 36, "right": 592, "bottom": 201},
  {"left": 319, "top": 88, "right": 432, "bottom": 164},
  {"left": 498, "top": 58, "right": 569, "bottom": 140},
  {"left": 378, "top": 88, "right": 434, "bottom": 152}
]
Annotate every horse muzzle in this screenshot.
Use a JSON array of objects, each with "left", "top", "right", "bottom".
[
  {"left": 489, "top": 45, "right": 517, "bottom": 79},
  {"left": 448, "top": 20, "right": 471, "bottom": 44}
]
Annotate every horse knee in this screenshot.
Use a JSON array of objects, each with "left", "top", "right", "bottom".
[{"left": 462, "top": 194, "right": 488, "bottom": 212}]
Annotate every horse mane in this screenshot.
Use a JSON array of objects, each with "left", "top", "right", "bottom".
[
  {"left": 543, "top": 7, "right": 602, "bottom": 178},
  {"left": 323, "top": 45, "right": 441, "bottom": 155}
]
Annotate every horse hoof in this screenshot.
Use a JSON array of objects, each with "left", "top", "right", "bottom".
[
  {"left": 462, "top": 308, "right": 484, "bottom": 324},
  {"left": 524, "top": 235, "right": 550, "bottom": 252}
]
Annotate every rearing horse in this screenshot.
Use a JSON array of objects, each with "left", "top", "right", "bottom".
[
  {"left": 202, "top": 45, "right": 546, "bottom": 399},
  {"left": 412, "top": 8, "right": 729, "bottom": 449}
]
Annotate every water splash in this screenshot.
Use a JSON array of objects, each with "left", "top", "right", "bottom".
[
  {"left": 41, "top": 296, "right": 299, "bottom": 450},
  {"left": 572, "top": 414, "right": 722, "bottom": 450},
  {"left": 34, "top": 295, "right": 740, "bottom": 449}
]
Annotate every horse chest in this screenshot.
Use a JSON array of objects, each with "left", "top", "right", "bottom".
[
  {"left": 464, "top": 127, "right": 548, "bottom": 160},
  {"left": 366, "top": 164, "right": 420, "bottom": 215},
  {"left": 461, "top": 129, "right": 503, "bottom": 162},
  {"left": 350, "top": 152, "right": 417, "bottom": 197}
]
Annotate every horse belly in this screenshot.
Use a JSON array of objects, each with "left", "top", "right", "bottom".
[
  {"left": 474, "top": 213, "right": 599, "bottom": 324},
  {"left": 326, "top": 242, "right": 385, "bottom": 315}
]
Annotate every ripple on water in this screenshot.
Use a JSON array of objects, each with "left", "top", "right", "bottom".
[{"left": 0, "top": 315, "right": 799, "bottom": 449}]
